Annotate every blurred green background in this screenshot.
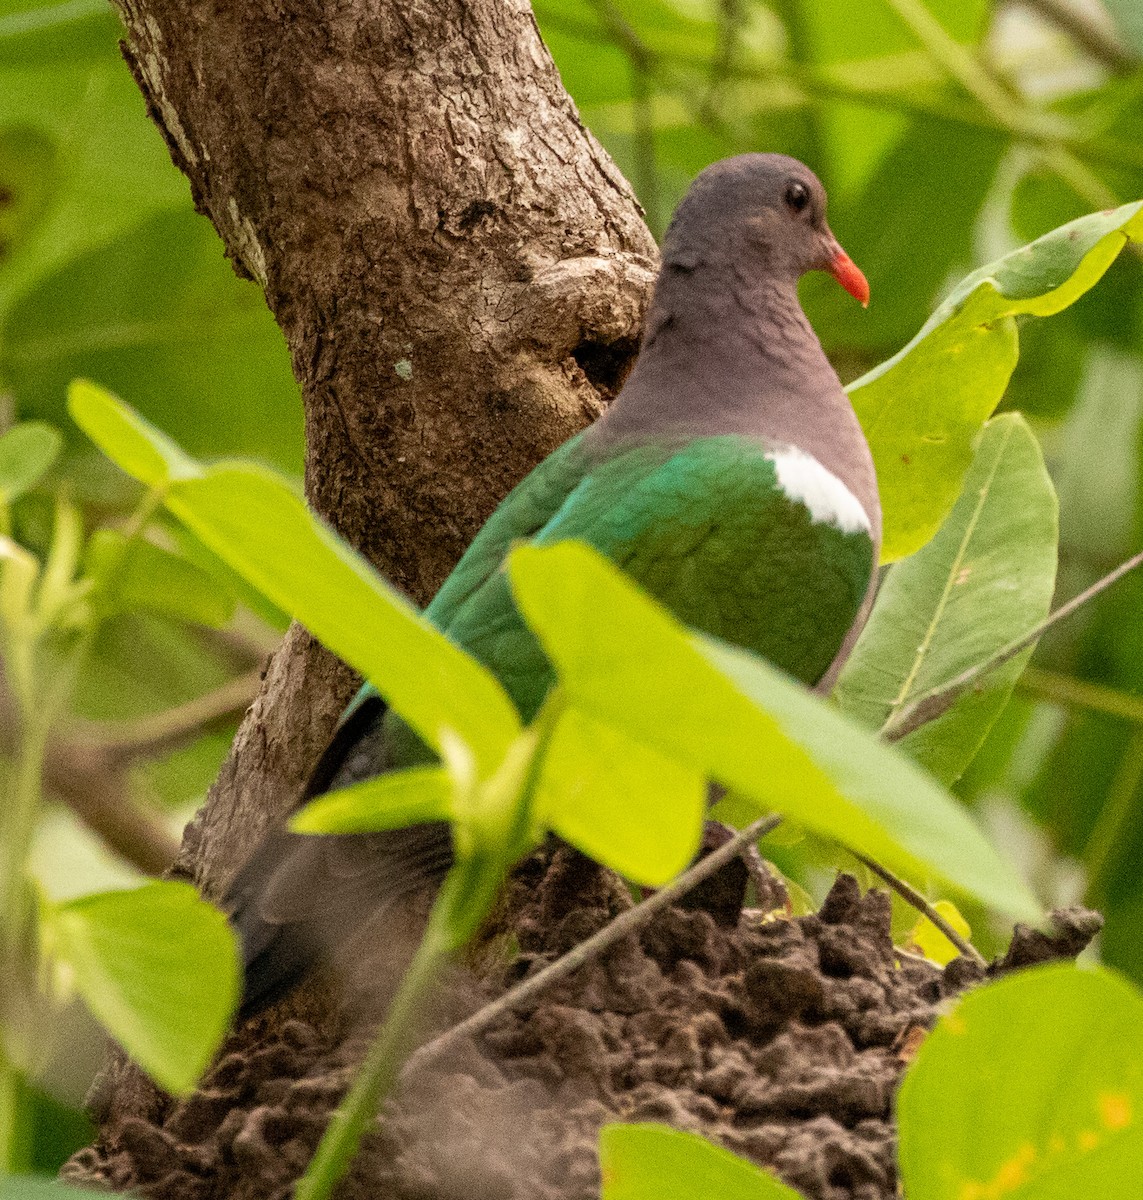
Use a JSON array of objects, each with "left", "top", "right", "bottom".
[{"left": 3, "top": 0, "right": 1143, "bottom": 1169}]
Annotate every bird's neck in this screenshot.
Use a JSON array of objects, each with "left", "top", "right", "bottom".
[{"left": 587, "top": 264, "right": 882, "bottom": 546}]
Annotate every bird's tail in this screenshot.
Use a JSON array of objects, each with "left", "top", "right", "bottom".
[{"left": 224, "top": 694, "right": 454, "bottom": 1018}]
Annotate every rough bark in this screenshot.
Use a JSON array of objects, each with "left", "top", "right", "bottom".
[
  {"left": 108, "top": 0, "right": 658, "bottom": 893},
  {"left": 72, "top": 0, "right": 657, "bottom": 1154}
]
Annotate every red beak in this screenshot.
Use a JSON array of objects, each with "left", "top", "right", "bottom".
[{"left": 828, "top": 247, "right": 870, "bottom": 307}]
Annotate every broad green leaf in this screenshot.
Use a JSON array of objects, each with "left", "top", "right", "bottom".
[
  {"left": 44, "top": 881, "right": 240, "bottom": 1095},
  {"left": 0, "top": 420, "right": 60, "bottom": 501},
  {"left": 0, "top": 0, "right": 123, "bottom": 66},
  {"left": 507, "top": 541, "right": 1040, "bottom": 921},
  {"left": 537, "top": 706, "right": 705, "bottom": 887},
  {"left": 899, "top": 964, "right": 1143, "bottom": 1200},
  {"left": 0, "top": 58, "right": 185, "bottom": 314},
  {"left": 851, "top": 202, "right": 1143, "bottom": 562},
  {"left": 1103, "top": 0, "right": 1143, "bottom": 57},
  {"left": 163, "top": 466, "right": 521, "bottom": 773},
  {"left": 0, "top": 1180, "right": 110, "bottom": 1200},
  {"left": 835, "top": 414, "right": 1058, "bottom": 783},
  {"left": 600, "top": 1124, "right": 805, "bottom": 1200},
  {"left": 86, "top": 528, "right": 237, "bottom": 628},
  {"left": 292, "top": 766, "right": 453, "bottom": 834},
  {"left": 909, "top": 899, "right": 971, "bottom": 966},
  {"left": 68, "top": 378, "right": 199, "bottom": 489},
  {"left": 165, "top": 517, "right": 291, "bottom": 632},
  {"left": 0, "top": 125, "right": 57, "bottom": 258},
  {"left": 10, "top": 211, "right": 302, "bottom": 471},
  {"left": 70, "top": 388, "right": 521, "bottom": 773}
]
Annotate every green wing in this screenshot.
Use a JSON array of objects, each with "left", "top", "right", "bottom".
[
  {"left": 439, "top": 435, "right": 874, "bottom": 724},
  {"left": 340, "top": 433, "right": 592, "bottom": 725},
  {"left": 425, "top": 432, "right": 592, "bottom": 629}
]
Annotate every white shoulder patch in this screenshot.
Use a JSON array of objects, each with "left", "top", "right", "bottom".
[{"left": 767, "top": 446, "right": 871, "bottom": 535}]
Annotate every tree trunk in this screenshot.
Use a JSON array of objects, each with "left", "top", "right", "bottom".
[
  {"left": 109, "top": 0, "right": 657, "bottom": 895},
  {"left": 62, "top": 8, "right": 1108, "bottom": 1200}
]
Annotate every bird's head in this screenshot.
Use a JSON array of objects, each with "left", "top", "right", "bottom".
[{"left": 662, "top": 154, "right": 869, "bottom": 307}]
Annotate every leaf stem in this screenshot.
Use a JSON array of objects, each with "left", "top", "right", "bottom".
[
  {"left": 74, "top": 668, "right": 263, "bottom": 764},
  {"left": 292, "top": 922, "right": 451, "bottom": 1200},
  {"left": 849, "top": 850, "right": 987, "bottom": 967},
  {"left": 0, "top": 712, "right": 50, "bottom": 1171},
  {"left": 403, "top": 811, "right": 782, "bottom": 1076},
  {"left": 294, "top": 698, "right": 568, "bottom": 1198},
  {"left": 882, "top": 549, "right": 1143, "bottom": 742}
]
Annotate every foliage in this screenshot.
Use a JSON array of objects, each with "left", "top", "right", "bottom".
[
  {"left": 41, "top": 882, "right": 238, "bottom": 1096},
  {"left": 600, "top": 1124, "right": 804, "bottom": 1198},
  {"left": 836, "top": 412, "right": 1059, "bottom": 784},
  {"left": 3, "top": 0, "right": 1143, "bottom": 1193},
  {"left": 897, "top": 964, "right": 1143, "bottom": 1199},
  {"left": 0, "top": 405, "right": 240, "bottom": 1166},
  {"left": 600, "top": 963, "right": 1143, "bottom": 1200}
]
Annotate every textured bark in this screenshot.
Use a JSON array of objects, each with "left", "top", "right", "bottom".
[
  {"left": 75, "top": 0, "right": 657, "bottom": 1155},
  {"left": 108, "top": 0, "right": 657, "bottom": 893}
]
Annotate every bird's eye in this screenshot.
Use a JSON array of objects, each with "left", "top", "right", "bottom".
[{"left": 784, "top": 181, "right": 810, "bottom": 215}]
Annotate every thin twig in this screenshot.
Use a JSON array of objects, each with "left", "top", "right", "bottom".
[
  {"left": 0, "top": 666, "right": 260, "bottom": 875},
  {"left": 404, "top": 811, "right": 783, "bottom": 1075},
  {"left": 882, "top": 549, "right": 1143, "bottom": 742},
  {"left": 534, "top": 4, "right": 1143, "bottom": 174},
  {"left": 851, "top": 850, "right": 986, "bottom": 967},
  {"left": 588, "top": 0, "right": 662, "bottom": 235},
  {"left": 1018, "top": 0, "right": 1138, "bottom": 75},
  {"left": 883, "top": 0, "right": 1122, "bottom": 213},
  {"left": 74, "top": 667, "right": 263, "bottom": 764},
  {"left": 41, "top": 743, "right": 180, "bottom": 875},
  {"left": 1017, "top": 666, "right": 1143, "bottom": 727}
]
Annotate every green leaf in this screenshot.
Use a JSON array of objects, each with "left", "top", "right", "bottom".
[
  {"left": 851, "top": 202, "right": 1143, "bottom": 562},
  {"left": 908, "top": 899, "right": 971, "bottom": 966},
  {"left": 10, "top": 211, "right": 302, "bottom": 472},
  {"left": 835, "top": 414, "right": 1058, "bottom": 783},
  {"left": 0, "top": 0, "right": 124, "bottom": 66},
  {"left": 0, "top": 1179, "right": 111, "bottom": 1200},
  {"left": 507, "top": 541, "right": 1040, "bottom": 921},
  {"left": 292, "top": 766, "right": 453, "bottom": 834},
  {"left": 600, "top": 1124, "right": 805, "bottom": 1200},
  {"left": 0, "top": 57, "right": 186, "bottom": 315},
  {"left": 68, "top": 378, "right": 199, "bottom": 489},
  {"left": 164, "top": 516, "right": 291, "bottom": 632},
  {"left": 86, "top": 528, "right": 237, "bottom": 628},
  {"left": 69, "top": 388, "right": 521, "bottom": 773},
  {"left": 1103, "top": 0, "right": 1143, "bottom": 56},
  {"left": 898, "top": 964, "right": 1143, "bottom": 1200},
  {"left": 538, "top": 706, "right": 706, "bottom": 887},
  {"left": 0, "top": 420, "right": 60, "bottom": 502},
  {"left": 44, "top": 881, "right": 240, "bottom": 1096},
  {"left": 165, "top": 466, "right": 520, "bottom": 773}
]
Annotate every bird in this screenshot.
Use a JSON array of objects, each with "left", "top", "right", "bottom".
[{"left": 226, "top": 153, "right": 881, "bottom": 1017}]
